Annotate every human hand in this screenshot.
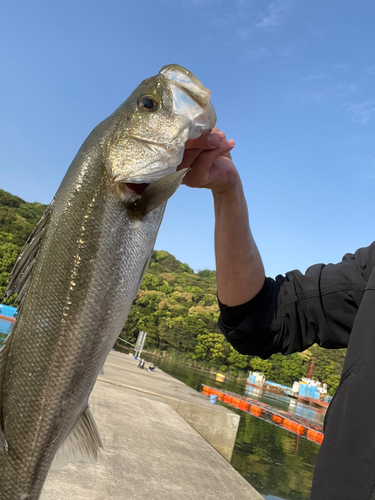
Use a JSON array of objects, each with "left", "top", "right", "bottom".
[{"left": 178, "top": 128, "right": 239, "bottom": 195}]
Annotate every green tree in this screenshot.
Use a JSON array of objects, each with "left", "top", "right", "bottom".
[
  {"left": 193, "top": 333, "right": 231, "bottom": 367},
  {"left": 227, "top": 349, "right": 250, "bottom": 371}
]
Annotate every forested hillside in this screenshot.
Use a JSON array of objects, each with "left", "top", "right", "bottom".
[
  {"left": 0, "top": 189, "right": 346, "bottom": 394},
  {"left": 0, "top": 189, "right": 47, "bottom": 299}
]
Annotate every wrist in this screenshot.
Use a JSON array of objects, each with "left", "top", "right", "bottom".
[{"left": 211, "top": 176, "right": 244, "bottom": 202}]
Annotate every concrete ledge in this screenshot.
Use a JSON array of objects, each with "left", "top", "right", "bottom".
[
  {"left": 40, "top": 352, "right": 264, "bottom": 499},
  {"left": 163, "top": 396, "right": 239, "bottom": 462},
  {"left": 97, "top": 351, "right": 241, "bottom": 461}
]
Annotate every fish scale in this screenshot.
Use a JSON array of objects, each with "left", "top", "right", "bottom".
[{"left": 0, "top": 64, "right": 216, "bottom": 499}]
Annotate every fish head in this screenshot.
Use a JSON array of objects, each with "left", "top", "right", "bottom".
[{"left": 105, "top": 64, "right": 216, "bottom": 189}]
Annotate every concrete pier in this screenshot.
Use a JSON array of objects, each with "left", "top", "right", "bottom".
[{"left": 41, "top": 350, "right": 264, "bottom": 500}]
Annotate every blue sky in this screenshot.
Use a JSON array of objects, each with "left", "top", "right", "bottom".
[{"left": 1, "top": 0, "right": 374, "bottom": 277}]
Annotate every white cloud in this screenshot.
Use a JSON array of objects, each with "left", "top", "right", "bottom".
[
  {"left": 238, "top": 46, "right": 272, "bottom": 63},
  {"left": 209, "top": 12, "right": 234, "bottom": 29},
  {"left": 347, "top": 99, "right": 375, "bottom": 124},
  {"left": 206, "top": 0, "right": 294, "bottom": 64},
  {"left": 235, "top": 0, "right": 254, "bottom": 19},
  {"left": 332, "top": 64, "right": 350, "bottom": 71},
  {"left": 257, "top": 1, "right": 290, "bottom": 28},
  {"left": 237, "top": 27, "right": 252, "bottom": 42},
  {"left": 301, "top": 74, "right": 324, "bottom": 82},
  {"left": 299, "top": 83, "right": 358, "bottom": 104}
]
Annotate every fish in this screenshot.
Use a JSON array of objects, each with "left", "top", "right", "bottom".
[{"left": 0, "top": 64, "right": 216, "bottom": 500}]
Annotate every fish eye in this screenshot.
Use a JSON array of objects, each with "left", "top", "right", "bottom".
[{"left": 138, "top": 96, "right": 158, "bottom": 112}]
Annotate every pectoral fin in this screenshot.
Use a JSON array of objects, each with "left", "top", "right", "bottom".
[
  {"left": 128, "top": 168, "right": 189, "bottom": 221},
  {"left": 51, "top": 406, "right": 102, "bottom": 470}
]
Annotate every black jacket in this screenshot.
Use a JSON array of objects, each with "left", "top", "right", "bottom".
[{"left": 218, "top": 241, "right": 375, "bottom": 500}]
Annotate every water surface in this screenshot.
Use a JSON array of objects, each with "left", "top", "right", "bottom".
[{"left": 133, "top": 352, "right": 321, "bottom": 500}]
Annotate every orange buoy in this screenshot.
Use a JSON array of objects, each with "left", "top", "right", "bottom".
[
  {"left": 295, "top": 424, "right": 306, "bottom": 435},
  {"left": 224, "top": 394, "right": 232, "bottom": 404},
  {"left": 316, "top": 433, "right": 324, "bottom": 445},
  {"left": 232, "top": 398, "right": 241, "bottom": 408},
  {"left": 241, "top": 401, "right": 250, "bottom": 411},
  {"left": 283, "top": 419, "right": 293, "bottom": 430},
  {"left": 307, "top": 429, "right": 318, "bottom": 442},
  {"left": 250, "top": 405, "right": 262, "bottom": 417},
  {"left": 290, "top": 421, "right": 298, "bottom": 432},
  {"left": 272, "top": 415, "right": 283, "bottom": 425}
]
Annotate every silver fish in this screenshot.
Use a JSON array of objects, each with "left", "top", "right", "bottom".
[{"left": 0, "top": 64, "right": 216, "bottom": 500}]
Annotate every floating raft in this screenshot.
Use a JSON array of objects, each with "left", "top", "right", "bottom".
[
  {"left": 202, "top": 385, "right": 324, "bottom": 446},
  {"left": 0, "top": 314, "right": 16, "bottom": 323}
]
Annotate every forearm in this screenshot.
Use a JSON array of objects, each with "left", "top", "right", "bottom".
[
  {"left": 179, "top": 128, "right": 264, "bottom": 304},
  {"left": 213, "top": 180, "right": 265, "bottom": 306}
]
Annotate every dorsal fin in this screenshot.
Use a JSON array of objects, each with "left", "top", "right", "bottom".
[
  {"left": 51, "top": 406, "right": 103, "bottom": 470},
  {"left": 3, "top": 199, "right": 54, "bottom": 303}
]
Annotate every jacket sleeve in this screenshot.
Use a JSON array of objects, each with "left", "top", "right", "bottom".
[{"left": 218, "top": 242, "right": 375, "bottom": 359}]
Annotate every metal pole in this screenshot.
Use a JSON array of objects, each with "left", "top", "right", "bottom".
[
  {"left": 138, "top": 331, "right": 147, "bottom": 358},
  {"left": 117, "top": 337, "right": 135, "bottom": 347},
  {"left": 134, "top": 330, "right": 147, "bottom": 358}
]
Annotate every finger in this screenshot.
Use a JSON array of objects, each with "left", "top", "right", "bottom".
[
  {"left": 191, "top": 140, "right": 234, "bottom": 170},
  {"left": 212, "top": 127, "right": 226, "bottom": 140},
  {"left": 184, "top": 128, "right": 227, "bottom": 151},
  {"left": 185, "top": 132, "right": 220, "bottom": 150},
  {"left": 177, "top": 148, "right": 204, "bottom": 170},
  {"left": 182, "top": 140, "right": 235, "bottom": 184},
  {"left": 179, "top": 139, "right": 234, "bottom": 171}
]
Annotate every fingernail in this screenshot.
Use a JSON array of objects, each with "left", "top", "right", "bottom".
[{"left": 207, "top": 134, "right": 219, "bottom": 147}]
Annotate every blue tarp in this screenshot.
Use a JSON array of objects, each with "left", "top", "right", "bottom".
[
  {"left": 0, "top": 305, "right": 17, "bottom": 346},
  {"left": 0, "top": 304, "right": 17, "bottom": 318}
]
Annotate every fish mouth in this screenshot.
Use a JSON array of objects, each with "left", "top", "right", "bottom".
[
  {"left": 125, "top": 183, "right": 150, "bottom": 195},
  {"left": 160, "top": 64, "right": 217, "bottom": 140}
]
